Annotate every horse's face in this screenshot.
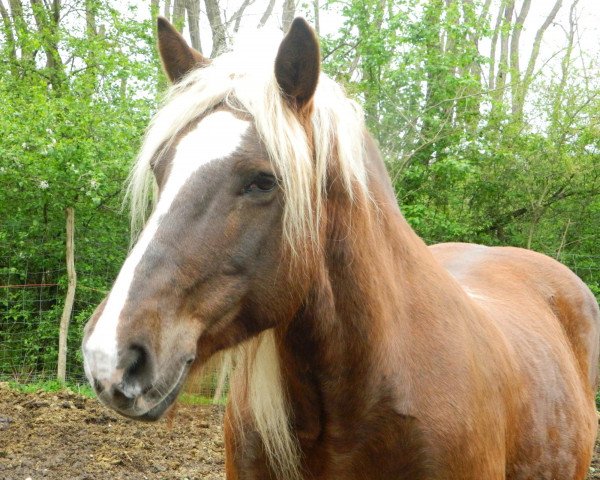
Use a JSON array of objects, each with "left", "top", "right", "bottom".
[
  {"left": 83, "top": 110, "right": 292, "bottom": 419},
  {"left": 82, "top": 17, "right": 321, "bottom": 419}
]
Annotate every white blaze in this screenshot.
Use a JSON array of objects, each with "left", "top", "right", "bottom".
[{"left": 84, "top": 111, "right": 250, "bottom": 382}]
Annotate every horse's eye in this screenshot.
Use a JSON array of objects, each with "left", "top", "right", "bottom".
[{"left": 243, "top": 173, "right": 277, "bottom": 193}]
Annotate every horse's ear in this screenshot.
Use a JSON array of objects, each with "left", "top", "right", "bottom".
[
  {"left": 157, "top": 16, "right": 208, "bottom": 83},
  {"left": 275, "top": 18, "right": 320, "bottom": 111}
]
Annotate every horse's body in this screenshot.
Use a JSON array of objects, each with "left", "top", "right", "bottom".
[
  {"left": 82, "top": 17, "right": 599, "bottom": 480},
  {"left": 225, "top": 134, "right": 599, "bottom": 480}
]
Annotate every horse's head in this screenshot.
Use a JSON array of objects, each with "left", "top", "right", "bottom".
[{"left": 82, "top": 17, "right": 367, "bottom": 420}]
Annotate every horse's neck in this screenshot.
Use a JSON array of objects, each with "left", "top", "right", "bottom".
[{"left": 276, "top": 136, "right": 452, "bottom": 441}]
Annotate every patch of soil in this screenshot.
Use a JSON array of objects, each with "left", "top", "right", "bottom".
[
  {"left": 0, "top": 383, "right": 225, "bottom": 480},
  {"left": 1, "top": 382, "right": 599, "bottom": 479}
]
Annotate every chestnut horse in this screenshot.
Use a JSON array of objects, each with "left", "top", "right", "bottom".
[{"left": 82, "top": 17, "right": 600, "bottom": 480}]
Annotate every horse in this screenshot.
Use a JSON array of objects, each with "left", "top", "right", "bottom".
[{"left": 82, "top": 16, "right": 600, "bottom": 480}]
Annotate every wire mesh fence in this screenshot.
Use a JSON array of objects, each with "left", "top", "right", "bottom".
[
  {"left": 1, "top": 245, "right": 599, "bottom": 396},
  {"left": 0, "top": 233, "right": 229, "bottom": 399},
  {"left": 1, "top": 250, "right": 108, "bottom": 384}
]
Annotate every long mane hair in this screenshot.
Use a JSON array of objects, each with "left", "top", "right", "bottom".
[{"left": 127, "top": 31, "right": 371, "bottom": 479}]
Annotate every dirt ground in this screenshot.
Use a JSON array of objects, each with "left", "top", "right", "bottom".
[
  {"left": 1, "top": 382, "right": 600, "bottom": 480},
  {"left": 0, "top": 383, "right": 225, "bottom": 480}
]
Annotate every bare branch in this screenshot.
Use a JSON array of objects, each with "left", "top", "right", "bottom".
[
  {"left": 477, "top": 0, "right": 492, "bottom": 25},
  {"left": 518, "top": 0, "right": 563, "bottom": 110},
  {"left": 257, "top": 0, "right": 275, "bottom": 28},
  {"left": 550, "top": 0, "right": 580, "bottom": 133},
  {"left": 228, "top": 0, "right": 253, "bottom": 34}
]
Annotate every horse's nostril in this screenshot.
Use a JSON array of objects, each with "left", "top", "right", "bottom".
[
  {"left": 121, "top": 343, "right": 153, "bottom": 391},
  {"left": 126, "top": 344, "right": 148, "bottom": 376},
  {"left": 123, "top": 344, "right": 148, "bottom": 375}
]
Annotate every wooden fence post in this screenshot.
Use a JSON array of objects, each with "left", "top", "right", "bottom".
[{"left": 57, "top": 207, "right": 77, "bottom": 383}]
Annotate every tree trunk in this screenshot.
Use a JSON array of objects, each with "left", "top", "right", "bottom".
[
  {"left": 150, "top": 0, "right": 159, "bottom": 18},
  {"left": 492, "top": 0, "right": 514, "bottom": 107},
  {"left": 172, "top": 0, "right": 185, "bottom": 31},
  {"left": 8, "top": 0, "right": 36, "bottom": 72},
  {"left": 83, "top": 0, "right": 100, "bottom": 95},
  {"left": 282, "top": 0, "right": 295, "bottom": 32},
  {"left": 509, "top": 0, "right": 531, "bottom": 116},
  {"left": 186, "top": 0, "right": 202, "bottom": 52},
  {"left": 417, "top": 0, "right": 444, "bottom": 165},
  {"left": 204, "top": 0, "right": 227, "bottom": 56},
  {"left": 488, "top": 0, "right": 504, "bottom": 91},
  {"left": 29, "top": 0, "right": 66, "bottom": 92},
  {"left": 57, "top": 207, "right": 77, "bottom": 383},
  {"left": 85, "top": 0, "right": 98, "bottom": 36},
  {"left": 457, "top": 0, "right": 484, "bottom": 129},
  {"left": 164, "top": 0, "right": 171, "bottom": 21},
  {"left": 0, "top": 0, "right": 17, "bottom": 68}
]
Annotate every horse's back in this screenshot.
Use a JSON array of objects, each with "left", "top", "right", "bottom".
[
  {"left": 430, "top": 242, "right": 599, "bottom": 479},
  {"left": 431, "top": 242, "right": 600, "bottom": 389}
]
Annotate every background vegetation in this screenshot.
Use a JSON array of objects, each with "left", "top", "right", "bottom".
[{"left": 0, "top": 0, "right": 598, "bottom": 382}]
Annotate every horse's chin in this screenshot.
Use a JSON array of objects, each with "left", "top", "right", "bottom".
[
  {"left": 104, "top": 362, "right": 191, "bottom": 422},
  {"left": 129, "top": 379, "right": 184, "bottom": 422}
]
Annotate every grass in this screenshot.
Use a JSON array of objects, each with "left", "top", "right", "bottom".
[
  {"left": 5, "top": 379, "right": 225, "bottom": 406},
  {"left": 6, "top": 379, "right": 96, "bottom": 397},
  {"left": 178, "top": 392, "right": 225, "bottom": 406}
]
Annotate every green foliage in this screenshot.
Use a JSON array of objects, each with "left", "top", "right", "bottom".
[
  {"left": 321, "top": 0, "right": 600, "bottom": 274},
  {"left": 0, "top": 1, "right": 159, "bottom": 380}
]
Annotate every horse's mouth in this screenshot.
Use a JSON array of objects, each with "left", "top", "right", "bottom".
[
  {"left": 97, "top": 361, "right": 191, "bottom": 422},
  {"left": 135, "top": 372, "right": 187, "bottom": 421}
]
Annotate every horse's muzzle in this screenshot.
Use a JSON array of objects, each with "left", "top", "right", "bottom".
[{"left": 84, "top": 339, "right": 194, "bottom": 419}]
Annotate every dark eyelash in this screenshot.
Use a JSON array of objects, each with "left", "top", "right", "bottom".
[{"left": 243, "top": 173, "right": 277, "bottom": 193}]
